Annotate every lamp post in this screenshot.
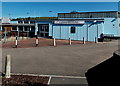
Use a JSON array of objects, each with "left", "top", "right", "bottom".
[
  {"left": 27, "top": 12, "right": 30, "bottom": 18},
  {"left": 8, "top": 13, "right": 11, "bottom": 18},
  {"left": 49, "top": 11, "right": 52, "bottom": 19}
]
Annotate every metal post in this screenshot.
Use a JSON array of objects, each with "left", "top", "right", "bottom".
[
  {"left": 36, "top": 36, "right": 39, "bottom": 46},
  {"left": 5, "top": 55, "right": 11, "bottom": 78},
  {"left": 69, "top": 38, "right": 71, "bottom": 45},
  {"left": 4, "top": 28, "right": 7, "bottom": 43},
  {"left": 95, "top": 37, "right": 98, "bottom": 43},
  {"left": 83, "top": 37, "right": 85, "bottom": 44},
  {"left": 15, "top": 36, "right": 18, "bottom": 48},
  {"left": 53, "top": 38, "right": 56, "bottom": 47}
]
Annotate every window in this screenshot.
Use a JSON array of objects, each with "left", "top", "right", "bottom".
[
  {"left": 18, "top": 21, "right": 23, "bottom": 23},
  {"left": 113, "top": 24, "right": 115, "bottom": 28},
  {"left": 0, "top": 26, "right": 2, "bottom": 31},
  {"left": 30, "top": 21, "right": 35, "bottom": 24},
  {"left": 71, "top": 27, "right": 76, "bottom": 33},
  {"left": 18, "top": 26, "right": 23, "bottom": 32},
  {"left": 2, "top": 27, "right": 5, "bottom": 31},
  {"left": 31, "top": 26, "right": 35, "bottom": 32},
  {"left": 24, "top": 26, "right": 30, "bottom": 32},
  {"left": 12, "top": 26, "right": 17, "bottom": 31},
  {"left": 24, "top": 21, "right": 29, "bottom": 24}
]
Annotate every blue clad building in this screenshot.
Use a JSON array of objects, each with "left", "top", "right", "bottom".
[{"left": 34, "top": 11, "right": 120, "bottom": 42}]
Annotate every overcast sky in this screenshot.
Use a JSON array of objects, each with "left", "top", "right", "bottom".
[{"left": 1, "top": 0, "right": 120, "bottom": 2}]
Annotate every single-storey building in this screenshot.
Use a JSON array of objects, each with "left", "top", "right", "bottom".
[{"left": 0, "top": 10, "right": 120, "bottom": 42}]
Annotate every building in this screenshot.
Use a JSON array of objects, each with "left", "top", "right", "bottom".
[
  {"left": 34, "top": 11, "right": 120, "bottom": 41},
  {"left": 0, "top": 17, "right": 35, "bottom": 37}
]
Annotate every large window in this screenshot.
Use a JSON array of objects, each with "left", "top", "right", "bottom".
[{"left": 71, "top": 27, "right": 76, "bottom": 33}]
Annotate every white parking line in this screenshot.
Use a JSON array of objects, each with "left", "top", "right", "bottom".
[
  {"left": 50, "top": 75, "right": 86, "bottom": 79},
  {"left": 47, "top": 76, "right": 52, "bottom": 85}
]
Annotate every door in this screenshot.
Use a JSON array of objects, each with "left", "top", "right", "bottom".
[{"left": 38, "top": 24, "right": 49, "bottom": 37}]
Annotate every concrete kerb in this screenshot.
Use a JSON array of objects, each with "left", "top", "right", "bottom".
[{"left": 11, "top": 73, "right": 86, "bottom": 85}]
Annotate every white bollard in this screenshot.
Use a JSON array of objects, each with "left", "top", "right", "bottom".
[
  {"left": 53, "top": 38, "right": 56, "bottom": 47},
  {"left": 83, "top": 37, "right": 85, "bottom": 44},
  {"left": 95, "top": 37, "right": 98, "bottom": 43},
  {"left": 69, "top": 38, "right": 71, "bottom": 45},
  {"left": 15, "top": 37, "right": 18, "bottom": 48},
  {"left": 5, "top": 55, "right": 11, "bottom": 78},
  {"left": 36, "top": 37, "right": 39, "bottom": 46}
]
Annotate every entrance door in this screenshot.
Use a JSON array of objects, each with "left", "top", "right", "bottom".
[{"left": 38, "top": 24, "right": 49, "bottom": 37}]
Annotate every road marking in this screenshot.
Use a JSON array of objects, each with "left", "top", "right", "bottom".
[
  {"left": 47, "top": 76, "right": 52, "bottom": 85},
  {"left": 50, "top": 75, "right": 86, "bottom": 79}
]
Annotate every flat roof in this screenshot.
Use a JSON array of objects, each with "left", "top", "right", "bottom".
[
  {"left": 57, "top": 19, "right": 104, "bottom": 21},
  {"left": 12, "top": 19, "right": 104, "bottom": 21},
  {"left": 0, "top": 19, "right": 104, "bottom": 26},
  {"left": 0, "top": 23, "right": 35, "bottom": 26},
  {"left": 58, "top": 11, "right": 118, "bottom": 14}
]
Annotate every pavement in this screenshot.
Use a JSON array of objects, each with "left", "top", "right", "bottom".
[
  {"left": 49, "top": 75, "right": 88, "bottom": 86},
  {"left": 1, "top": 40, "right": 118, "bottom": 85}
]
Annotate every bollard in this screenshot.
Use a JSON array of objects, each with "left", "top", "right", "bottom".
[
  {"left": 83, "top": 37, "right": 85, "bottom": 44},
  {"left": 95, "top": 37, "right": 98, "bottom": 43},
  {"left": 15, "top": 37, "right": 18, "bottom": 48},
  {"left": 53, "top": 38, "right": 56, "bottom": 47},
  {"left": 69, "top": 38, "right": 71, "bottom": 45},
  {"left": 5, "top": 55, "right": 11, "bottom": 78},
  {"left": 36, "top": 37, "right": 39, "bottom": 46}
]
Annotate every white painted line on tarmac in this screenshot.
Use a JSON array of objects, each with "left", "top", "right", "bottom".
[
  {"left": 47, "top": 76, "right": 52, "bottom": 85},
  {"left": 50, "top": 75, "right": 86, "bottom": 79}
]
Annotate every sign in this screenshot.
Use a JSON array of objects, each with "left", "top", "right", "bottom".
[{"left": 54, "top": 20, "right": 85, "bottom": 24}]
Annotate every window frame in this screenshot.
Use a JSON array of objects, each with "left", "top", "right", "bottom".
[{"left": 70, "top": 27, "right": 76, "bottom": 34}]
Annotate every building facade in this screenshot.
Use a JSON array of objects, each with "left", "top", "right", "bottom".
[{"left": 33, "top": 11, "right": 120, "bottom": 41}]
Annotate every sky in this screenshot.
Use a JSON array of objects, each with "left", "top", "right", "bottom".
[
  {"left": 1, "top": 2, "right": 119, "bottom": 18},
  {"left": 1, "top": 0, "right": 120, "bottom": 2}
]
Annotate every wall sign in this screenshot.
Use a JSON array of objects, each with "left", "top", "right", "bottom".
[{"left": 54, "top": 20, "right": 85, "bottom": 24}]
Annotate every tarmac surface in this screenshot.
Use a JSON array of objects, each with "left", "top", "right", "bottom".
[
  {"left": 1, "top": 40, "right": 118, "bottom": 85},
  {"left": 2, "top": 38, "right": 94, "bottom": 48}
]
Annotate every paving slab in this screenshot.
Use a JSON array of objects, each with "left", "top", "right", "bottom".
[{"left": 50, "top": 77, "right": 88, "bottom": 86}]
